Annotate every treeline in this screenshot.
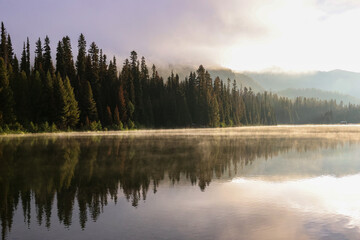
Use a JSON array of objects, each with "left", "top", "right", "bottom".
[
  {"left": 0, "top": 21, "right": 359, "bottom": 132},
  {"left": 0, "top": 22, "right": 276, "bottom": 132},
  {"left": 272, "top": 95, "right": 360, "bottom": 124}
]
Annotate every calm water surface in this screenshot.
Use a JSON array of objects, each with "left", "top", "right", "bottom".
[{"left": 2, "top": 126, "right": 360, "bottom": 240}]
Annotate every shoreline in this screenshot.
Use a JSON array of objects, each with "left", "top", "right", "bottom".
[{"left": 1, "top": 124, "right": 360, "bottom": 139}]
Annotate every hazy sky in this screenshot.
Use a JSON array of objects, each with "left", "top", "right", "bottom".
[{"left": 1, "top": 0, "right": 360, "bottom": 72}]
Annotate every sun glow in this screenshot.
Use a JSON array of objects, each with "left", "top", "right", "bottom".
[
  {"left": 219, "top": 1, "right": 360, "bottom": 72},
  {"left": 232, "top": 174, "right": 360, "bottom": 227}
]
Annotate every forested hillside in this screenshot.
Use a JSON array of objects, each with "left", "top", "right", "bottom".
[
  {"left": 246, "top": 69, "right": 360, "bottom": 97},
  {"left": 277, "top": 88, "right": 360, "bottom": 105},
  {"left": 0, "top": 22, "right": 360, "bottom": 133}
]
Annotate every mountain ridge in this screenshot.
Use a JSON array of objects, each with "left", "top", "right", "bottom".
[{"left": 277, "top": 88, "right": 360, "bottom": 105}]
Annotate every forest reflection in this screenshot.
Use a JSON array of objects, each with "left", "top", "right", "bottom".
[{"left": 0, "top": 135, "right": 355, "bottom": 239}]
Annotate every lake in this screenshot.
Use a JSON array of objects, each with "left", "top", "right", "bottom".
[{"left": 1, "top": 125, "right": 360, "bottom": 240}]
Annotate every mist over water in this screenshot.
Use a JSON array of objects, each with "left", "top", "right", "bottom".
[{"left": 2, "top": 126, "right": 360, "bottom": 239}]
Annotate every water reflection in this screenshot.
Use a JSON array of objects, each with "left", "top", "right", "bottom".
[{"left": 0, "top": 134, "right": 359, "bottom": 239}]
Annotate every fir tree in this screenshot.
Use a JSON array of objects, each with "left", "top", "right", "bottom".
[
  {"left": 63, "top": 76, "right": 80, "bottom": 128},
  {"left": 54, "top": 74, "right": 80, "bottom": 129},
  {"left": 61, "top": 36, "right": 76, "bottom": 81},
  {"left": 7, "top": 34, "right": 14, "bottom": 66},
  {"left": 43, "top": 36, "right": 54, "bottom": 74},
  {"left": 104, "top": 106, "right": 113, "bottom": 126},
  {"left": 40, "top": 71, "right": 54, "bottom": 123},
  {"left": 0, "top": 22, "right": 8, "bottom": 65},
  {"left": 80, "top": 80, "right": 98, "bottom": 123},
  {"left": 20, "top": 43, "right": 27, "bottom": 74},
  {"left": 14, "top": 71, "right": 30, "bottom": 123},
  {"left": 56, "top": 41, "right": 65, "bottom": 79},
  {"left": 0, "top": 57, "right": 15, "bottom": 124},
  {"left": 87, "top": 43, "right": 102, "bottom": 120},
  {"left": 118, "top": 85, "right": 128, "bottom": 123},
  {"left": 53, "top": 73, "right": 67, "bottom": 128},
  {"left": 34, "top": 38, "right": 43, "bottom": 71},
  {"left": 76, "top": 34, "right": 86, "bottom": 80},
  {"left": 26, "top": 37, "right": 30, "bottom": 75},
  {"left": 30, "top": 71, "right": 42, "bottom": 122},
  {"left": 113, "top": 105, "right": 121, "bottom": 127}
]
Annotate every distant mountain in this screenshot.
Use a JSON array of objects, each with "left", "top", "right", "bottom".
[
  {"left": 245, "top": 69, "right": 360, "bottom": 97},
  {"left": 208, "top": 69, "right": 264, "bottom": 92},
  {"left": 157, "top": 65, "right": 195, "bottom": 81},
  {"left": 157, "top": 65, "right": 264, "bottom": 92},
  {"left": 277, "top": 88, "right": 360, "bottom": 105}
]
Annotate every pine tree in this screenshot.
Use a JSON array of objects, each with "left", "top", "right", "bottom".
[
  {"left": 106, "top": 56, "right": 118, "bottom": 110},
  {"left": 87, "top": 42, "right": 103, "bottom": 121},
  {"left": 26, "top": 37, "right": 30, "bottom": 75},
  {"left": 0, "top": 57, "right": 15, "bottom": 124},
  {"left": 7, "top": 34, "right": 14, "bottom": 66},
  {"left": 208, "top": 94, "right": 220, "bottom": 127},
  {"left": 40, "top": 71, "right": 54, "bottom": 123},
  {"left": 34, "top": 38, "right": 43, "bottom": 71},
  {"left": 63, "top": 76, "right": 80, "bottom": 128},
  {"left": 76, "top": 34, "right": 86, "bottom": 81},
  {"left": 43, "top": 36, "right": 54, "bottom": 74},
  {"left": 80, "top": 80, "right": 98, "bottom": 123},
  {"left": 138, "top": 56, "right": 148, "bottom": 124},
  {"left": 14, "top": 71, "right": 30, "bottom": 123},
  {"left": 118, "top": 85, "right": 128, "bottom": 123},
  {"left": 62, "top": 36, "right": 76, "bottom": 81},
  {"left": 0, "top": 22, "right": 8, "bottom": 65},
  {"left": 130, "top": 51, "right": 143, "bottom": 123},
  {"left": 53, "top": 74, "right": 79, "bottom": 129},
  {"left": 30, "top": 71, "right": 42, "bottom": 122},
  {"left": 20, "top": 43, "right": 27, "bottom": 74},
  {"left": 104, "top": 106, "right": 113, "bottom": 126},
  {"left": 53, "top": 73, "right": 66, "bottom": 128},
  {"left": 113, "top": 105, "right": 121, "bottom": 127},
  {"left": 56, "top": 41, "right": 65, "bottom": 78}
]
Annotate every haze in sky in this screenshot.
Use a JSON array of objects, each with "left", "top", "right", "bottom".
[{"left": 1, "top": 0, "right": 360, "bottom": 72}]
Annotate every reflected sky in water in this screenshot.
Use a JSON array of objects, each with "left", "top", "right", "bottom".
[{"left": 2, "top": 127, "right": 360, "bottom": 239}]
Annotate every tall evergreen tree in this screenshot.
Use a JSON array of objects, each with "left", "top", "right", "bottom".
[
  {"left": 34, "top": 38, "right": 43, "bottom": 71},
  {"left": 56, "top": 41, "right": 65, "bottom": 79},
  {"left": 87, "top": 42, "right": 103, "bottom": 121},
  {"left": 76, "top": 34, "right": 86, "bottom": 81},
  {"left": 40, "top": 71, "right": 54, "bottom": 123},
  {"left": 113, "top": 105, "right": 121, "bottom": 127},
  {"left": 20, "top": 43, "right": 27, "bottom": 74},
  {"left": 0, "top": 22, "right": 8, "bottom": 65},
  {"left": 79, "top": 80, "right": 98, "bottom": 123},
  {"left": 7, "top": 34, "right": 14, "bottom": 66},
  {"left": 53, "top": 73, "right": 66, "bottom": 127},
  {"left": 0, "top": 57, "right": 15, "bottom": 124},
  {"left": 43, "top": 36, "right": 54, "bottom": 74},
  {"left": 26, "top": 37, "right": 30, "bottom": 75},
  {"left": 118, "top": 85, "right": 128, "bottom": 123},
  {"left": 63, "top": 76, "right": 80, "bottom": 128},
  {"left": 53, "top": 74, "right": 79, "bottom": 129},
  {"left": 62, "top": 36, "right": 76, "bottom": 81},
  {"left": 13, "top": 71, "right": 30, "bottom": 123},
  {"left": 30, "top": 71, "right": 42, "bottom": 122}
]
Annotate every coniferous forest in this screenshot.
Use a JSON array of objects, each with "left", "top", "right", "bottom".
[{"left": 1, "top": 22, "right": 360, "bottom": 133}]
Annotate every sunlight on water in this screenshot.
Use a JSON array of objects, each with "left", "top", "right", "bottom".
[{"left": 232, "top": 174, "right": 360, "bottom": 229}]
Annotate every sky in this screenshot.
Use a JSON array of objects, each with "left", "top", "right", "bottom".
[{"left": 1, "top": 0, "right": 360, "bottom": 72}]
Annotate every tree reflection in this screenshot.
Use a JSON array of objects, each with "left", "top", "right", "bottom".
[{"left": 0, "top": 135, "right": 353, "bottom": 239}]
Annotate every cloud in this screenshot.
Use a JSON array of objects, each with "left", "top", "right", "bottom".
[
  {"left": 316, "top": 0, "right": 360, "bottom": 15},
  {"left": 1, "top": 0, "right": 360, "bottom": 72}
]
